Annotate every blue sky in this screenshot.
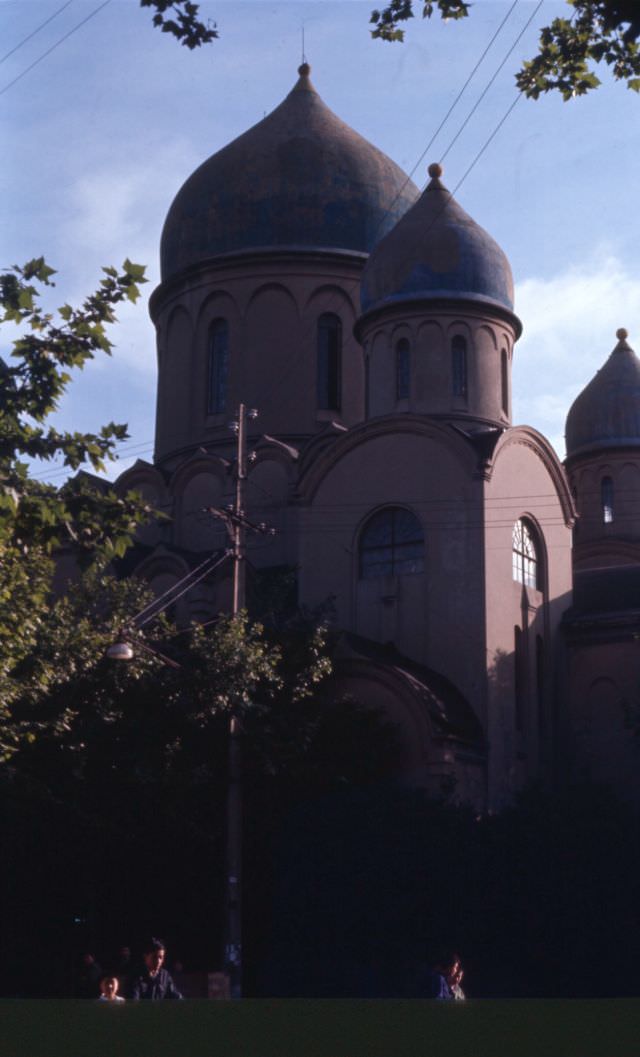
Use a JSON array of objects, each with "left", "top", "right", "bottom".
[{"left": 2, "top": 0, "right": 639, "bottom": 483}]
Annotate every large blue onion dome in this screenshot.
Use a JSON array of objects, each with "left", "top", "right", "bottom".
[
  {"left": 565, "top": 329, "right": 640, "bottom": 457},
  {"left": 160, "top": 64, "right": 419, "bottom": 282},
  {"left": 360, "top": 163, "right": 515, "bottom": 316}
]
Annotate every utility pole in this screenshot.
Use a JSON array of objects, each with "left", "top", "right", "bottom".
[
  {"left": 225, "top": 401, "right": 251, "bottom": 999},
  {"left": 204, "top": 403, "right": 276, "bottom": 999}
]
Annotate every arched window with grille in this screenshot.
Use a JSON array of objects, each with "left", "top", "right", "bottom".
[
  {"left": 359, "top": 506, "right": 424, "bottom": 579},
  {"left": 208, "top": 319, "right": 229, "bottom": 414},
  {"left": 396, "top": 338, "right": 410, "bottom": 400},
  {"left": 512, "top": 518, "right": 539, "bottom": 589},
  {"left": 601, "top": 476, "right": 614, "bottom": 523},
  {"left": 317, "top": 313, "right": 341, "bottom": 411},
  {"left": 452, "top": 334, "right": 468, "bottom": 399}
]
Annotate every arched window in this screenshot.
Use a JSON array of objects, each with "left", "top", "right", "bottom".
[
  {"left": 396, "top": 338, "right": 410, "bottom": 400},
  {"left": 359, "top": 506, "right": 424, "bottom": 579},
  {"left": 512, "top": 519, "right": 539, "bottom": 589},
  {"left": 317, "top": 313, "right": 341, "bottom": 410},
  {"left": 452, "top": 335, "right": 468, "bottom": 399},
  {"left": 208, "top": 319, "right": 229, "bottom": 414},
  {"left": 601, "top": 476, "right": 614, "bottom": 523},
  {"left": 501, "top": 348, "right": 509, "bottom": 414}
]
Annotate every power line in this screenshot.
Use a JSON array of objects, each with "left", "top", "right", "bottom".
[
  {"left": 405, "top": 0, "right": 521, "bottom": 184},
  {"left": 439, "top": 0, "right": 544, "bottom": 165},
  {"left": 0, "top": 0, "right": 112, "bottom": 97},
  {"left": 0, "top": 0, "right": 76, "bottom": 65}
]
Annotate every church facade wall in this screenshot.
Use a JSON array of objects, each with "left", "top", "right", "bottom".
[
  {"left": 150, "top": 251, "right": 367, "bottom": 469},
  {"left": 567, "top": 448, "right": 640, "bottom": 569},
  {"left": 483, "top": 432, "right": 573, "bottom": 808},
  {"left": 297, "top": 421, "right": 487, "bottom": 718},
  {"left": 358, "top": 302, "right": 516, "bottom": 429}
]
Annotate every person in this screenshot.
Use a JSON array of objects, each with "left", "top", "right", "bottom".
[
  {"left": 98, "top": 975, "right": 125, "bottom": 1002},
  {"left": 113, "top": 945, "right": 132, "bottom": 995},
  {"left": 129, "top": 937, "right": 183, "bottom": 1000},
  {"left": 447, "top": 954, "right": 465, "bottom": 1000},
  {"left": 75, "top": 952, "right": 103, "bottom": 999},
  {"left": 429, "top": 951, "right": 465, "bottom": 1000}
]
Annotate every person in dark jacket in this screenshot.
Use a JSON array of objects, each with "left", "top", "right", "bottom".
[{"left": 129, "top": 937, "right": 183, "bottom": 1000}]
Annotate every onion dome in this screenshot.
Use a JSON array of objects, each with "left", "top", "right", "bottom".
[
  {"left": 565, "top": 329, "right": 640, "bottom": 457},
  {"left": 160, "top": 64, "right": 419, "bottom": 282},
  {"left": 360, "top": 162, "right": 515, "bottom": 316}
]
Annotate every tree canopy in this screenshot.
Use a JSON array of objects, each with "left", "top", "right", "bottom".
[
  {"left": 369, "top": 0, "right": 640, "bottom": 98},
  {"left": 140, "top": 0, "right": 218, "bottom": 48}
]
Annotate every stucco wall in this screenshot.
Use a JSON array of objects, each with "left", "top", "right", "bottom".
[{"left": 483, "top": 430, "right": 573, "bottom": 808}]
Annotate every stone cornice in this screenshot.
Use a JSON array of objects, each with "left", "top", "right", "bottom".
[{"left": 149, "top": 246, "right": 367, "bottom": 322}]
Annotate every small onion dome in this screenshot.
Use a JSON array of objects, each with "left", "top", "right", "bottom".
[
  {"left": 565, "top": 329, "right": 640, "bottom": 457},
  {"left": 160, "top": 64, "right": 419, "bottom": 281},
  {"left": 360, "top": 162, "right": 515, "bottom": 315}
]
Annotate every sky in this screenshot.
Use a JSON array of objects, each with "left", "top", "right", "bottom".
[{"left": 2, "top": 0, "right": 639, "bottom": 485}]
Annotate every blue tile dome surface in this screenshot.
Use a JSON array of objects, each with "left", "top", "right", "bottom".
[
  {"left": 360, "top": 164, "right": 514, "bottom": 315},
  {"left": 565, "top": 332, "right": 640, "bottom": 456},
  {"left": 160, "top": 65, "right": 419, "bottom": 281}
]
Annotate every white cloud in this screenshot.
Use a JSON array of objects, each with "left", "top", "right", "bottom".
[{"left": 513, "top": 250, "right": 640, "bottom": 459}]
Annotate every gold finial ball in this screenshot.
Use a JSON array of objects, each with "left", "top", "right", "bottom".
[
  {"left": 616, "top": 327, "right": 628, "bottom": 341},
  {"left": 298, "top": 62, "right": 311, "bottom": 77},
  {"left": 428, "top": 162, "right": 443, "bottom": 179}
]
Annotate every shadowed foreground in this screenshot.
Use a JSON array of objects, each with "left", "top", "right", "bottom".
[{"left": 1, "top": 998, "right": 639, "bottom": 1057}]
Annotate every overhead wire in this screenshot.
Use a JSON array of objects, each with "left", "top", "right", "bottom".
[
  {"left": 0, "top": 0, "right": 113, "bottom": 97},
  {"left": 0, "top": 0, "right": 76, "bottom": 65}
]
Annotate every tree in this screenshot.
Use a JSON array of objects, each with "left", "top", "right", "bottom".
[
  {"left": 140, "top": 0, "right": 218, "bottom": 48},
  {"left": 1, "top": 257, "right": 153, "bottom": 558},
  {"left": 369, "top": 1, "right": 640, "bottom": 98},
  {"left": 0, "top": 258, "right": 158, "bottom": 755}
]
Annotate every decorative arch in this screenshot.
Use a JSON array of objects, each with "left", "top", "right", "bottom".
[
  {"left": 488, "top": 427, "right": 576, "bottom": 526},
  {"left": 246, "top": 281, "right": 300, "bottom": 317},
  {"left": 305, "top": 283, "right": 356, "bottom": 317},
  {"left": 298, "top": 415, "right": 478, "bottom": 502}
]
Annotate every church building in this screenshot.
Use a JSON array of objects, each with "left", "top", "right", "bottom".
[{"left": 112, "top": 64, "right": 640, "bottom": 811}]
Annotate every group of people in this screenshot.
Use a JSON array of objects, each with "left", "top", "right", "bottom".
[
  {"left": 78, "top": 940, "right": 466, "bottom": 1001},
  {"left": 429, "top": 952, "right": 466, "bottom": 1001},
  {"left": 77, "top": 937, "right": 183, "bottom": 1002}
]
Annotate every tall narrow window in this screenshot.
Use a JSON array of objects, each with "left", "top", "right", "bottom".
[
  {"left": 364, "top": 355, "right": 370, "bottom": 419},
  {"left": 359, "top": 506, "right": 424, "bottom": 579},
  {"left": 536, "top": 634, "right": 545, "bottom": 737},
  {"left": 317, "top": 313, "right": 341, "bottom": 410},
  {"left": 512, "top": 519, "right": 539, "bottom": 589},
  {"left": 208, "top": 319, "right": 229, "bottom": 414},
  {"left": 501, "top": 348, "right": 509, "bottom": 414},
  {"left": 396, "top": 338, "right": 410, "bottom": 400},
  {"left": 452, "top": 335, "right": 468, "bottom": 399},
  {"left": 514, "top": 626, "right": 525, "bottom": 732},
  {"left": 601, "top": 476, "right": 614, "bottom": 523}
]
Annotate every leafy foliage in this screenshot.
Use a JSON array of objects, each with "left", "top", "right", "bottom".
[
  {"left": 140, "top": 0, "right": 218, "bottom": 49},
  {"left": 370, "top": 0, "right": 640, "bottom": 97},
  {"left": 1, "top": 258, "right": 152, "bottom": 559}
]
